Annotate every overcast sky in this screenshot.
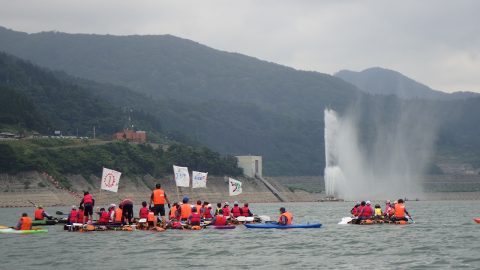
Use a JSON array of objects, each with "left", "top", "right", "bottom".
[{"left": 0, "top": 0, "right": 479, "bottom": 92}]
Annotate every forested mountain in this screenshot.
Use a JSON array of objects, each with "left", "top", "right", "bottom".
[
  {"left": 1, "top": 26, "right": 479, "bottom": 176},
  {"left": 335, "top": 67, "right": 479, "bottom": 100}
]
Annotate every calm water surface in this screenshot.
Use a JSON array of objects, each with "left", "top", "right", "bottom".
[{"left": 1, "top": 201, "right": 480, "bottom": 269}]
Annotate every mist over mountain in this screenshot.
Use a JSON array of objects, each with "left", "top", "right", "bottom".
[
  {"left": 1, "top": 26, "right": 480, "bottom": 176},
  {"left": 335, "top": 67, "right": 479, "bottom": 100}
]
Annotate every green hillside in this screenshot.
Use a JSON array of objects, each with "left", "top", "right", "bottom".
[{"left": 1, "top": 27, "right": 480, "bottom": 176}]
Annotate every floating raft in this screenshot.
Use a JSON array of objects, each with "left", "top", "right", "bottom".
[{"left": 244, "top": 223, "right": 322, "bottom": 229}]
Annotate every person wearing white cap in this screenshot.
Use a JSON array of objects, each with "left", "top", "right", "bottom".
[{"left": 355, "top": 201, "right": 373, "bottom": 223}]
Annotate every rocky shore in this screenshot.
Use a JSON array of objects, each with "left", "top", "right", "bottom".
[{"left": 0, "top": 172, "right": 324, "bottom": 207}]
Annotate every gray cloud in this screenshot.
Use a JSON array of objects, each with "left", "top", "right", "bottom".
[{"left": 0, "top": 0, "right": 478, "bottom": 92}]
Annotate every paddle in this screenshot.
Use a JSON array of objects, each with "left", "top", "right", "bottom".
[
  {"left": 28, "top": 200, "right": 37, "bottom": 207},
  {"left": 406, "top": 215, "right": 415, "bottom": 224}
]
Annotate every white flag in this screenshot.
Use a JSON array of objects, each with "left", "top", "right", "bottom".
[
  {"left": 101, "top": 167, "right": 121, "bottom": 193},
  {"left": 192, "top": 171, "right": 208, "bottom": 188},
  {"left": 229, "top": 178, "right": 242, "bottom": 196},
  {"left": 173, "top": 165, "right": 190, "bottom": 187}
]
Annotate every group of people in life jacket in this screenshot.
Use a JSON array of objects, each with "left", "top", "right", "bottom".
[
  {"left": 65, "top": 183, "right": 268, "bottom": 230},
  {"left": 350, "top": 198, "right": 411, "bottom": 224},
  {"left": 15, "top": 205, "right": 53, "bottom": 230},
  {"left": 15, "top": 183, "right": 295, "bottom": 231}
]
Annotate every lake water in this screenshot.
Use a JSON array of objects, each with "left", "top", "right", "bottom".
[{"left": 1, "top": 201, "right": 480, "bottom": 269}]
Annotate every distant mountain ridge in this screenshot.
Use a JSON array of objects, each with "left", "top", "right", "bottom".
[
  {"left": 1, "top": 26, "right": 480, "bottom": 176},
  {"left": 335, "top": 67, "right": 479, "bottom": 100}
]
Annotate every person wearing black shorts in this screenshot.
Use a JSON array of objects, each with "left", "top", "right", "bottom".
[
  {"left": 79, "top": 191, "right": 95, "bottom": 224},
  {"left": 150, "top": 183, "right": 170, "bottom": 227}
]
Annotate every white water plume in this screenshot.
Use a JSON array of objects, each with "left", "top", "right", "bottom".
[{"left": 324, "top": 105, "right": 437, "bottom": 201}]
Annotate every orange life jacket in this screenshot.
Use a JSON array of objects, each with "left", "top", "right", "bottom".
[
  {"left": 394, "top": 203, "right": 405, "bottom": 218},
  {"left": 180, "top": 204, "right": 192, "bottom": 219},
  {"left": 115, "top": 208, "right": 123, "bottom": 222},
  {"left": 20, "top": 216, "right": 32, "bottom": 230},
  {"left": 170, "top": 205, "right": 178, "bottom": 219},
  {"left": 152, "top": 189, "right": 165, "bottom": 204},
  {"left": 278, "top": 211, "right": 293, "bottom": 225},
  {"left": 147, "top": 211, "right": 155, "bottom": 222},
  {"left": 34, "top": 209, "right": 44, "bottom": 220}
]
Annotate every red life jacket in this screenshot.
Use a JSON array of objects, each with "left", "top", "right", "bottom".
[
  {"left": 190, "top": 212, "right": 201, "bottom": 223},
  {"left": 214, "top": 215, "right": 227, "bottom": 226},
  {"left": 83, "top": 194, "right": 93, "bottom": 205},
  {"left": 77, "top": 210, "right": 85, "bottom": 222},
  {"left": 99, "top": 211, "right": 110, "bottom": 223},
  {"left": 242, "top": 207, "right": 250, "bottom": 217},
  {"left": 204, "top": 208, "right": 213, "bottom": 219},
  {"left": 34, "top": 209, "right": 44, "bottom": 220},
  {"left": 362, "top": 206, "right": 373, "bottom": 218},
  {"left": 139, "top": 207, "right": 149, "bottom": 219},
  {"left": 356, "top": 205, "right": 364, "bottom": 217},
  {"left": 222, "top": 207, "right": 230, "bottom": 216},
  {"left": 351, "top": 206, "right": 358, "bottom": 216},
  {"left": 69, "top": 210, "right": 78, "bottom": 223},
  {"left": 232, "top": 206, "right": 241, "bottom": 217}
]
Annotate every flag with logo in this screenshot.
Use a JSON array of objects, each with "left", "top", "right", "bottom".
[
  {"left": 192, "top": 171, "right": 208, "bottom": 188},
  {"left": 229, "top": 178, "right": 242, "bottom": 196},
  {"left": 173, "top": 165, "right": 190, "bottom": 187},
  {"left": 101, "top": 167, "right": 122, "bottom": 192}
]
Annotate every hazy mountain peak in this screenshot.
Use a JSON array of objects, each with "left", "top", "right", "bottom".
[{"left": 335, "top": 67, "right": 478, "bottom": 100}]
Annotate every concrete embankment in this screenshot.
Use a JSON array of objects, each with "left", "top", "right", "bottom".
[{"left": 0, "top": 172, "right": 324, "bottom": 207}]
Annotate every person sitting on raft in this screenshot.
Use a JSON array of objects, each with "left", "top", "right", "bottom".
[
  {"left": 278, "top": 207, "right": 293, "bottom": 225},
  {"left": 188, "top": 207, "right": 201, "bottom": 226},
  {"left": 204, "top": 204, "right": 213, "bottom": 220},
  {"left": 241, "top": 203, "right": 253, "bottom": 217},
  {"left": 97, "top": 208, "right": 110, "bottom": 225},
  {"left": 34, "top": 206, "right": 53, "bottom": 220},
  {"left": 79, "top": 191, "right": 95, "bottom": 224},
  {"left": 195, "top": 200, "right": 203, "bottom": 218},
  {"left": 179, "top": 197, "right": 192, "bottom": 221},
  {"left": 391, "top": 199, "right": 411, "bottom": 222},
  {"left": 139, "top": 201, "right": 149, "bottom": 220},
  {"left": 355, "top": 201, "right": 373, "bottom": 223},
  {"left": 67, "top": 206, "right": 78, "bottom": 224},
  {"left": 211, "top": 209, "right": 228, "bottom": 226},
  {"left": 222, "top": 202, "right": 231, "bottom": 218},
  {"left": 77, "top": 206, "right": 85, "bottom": 224},
  {"left": 214, "top": 203, "right": 222, "bottom": 216},
  {"left": 383, "top": 200, "right": 394, "bottom": 216},
  {"left": 15, "top": 213, "right": 32, "bottom": 230},
  {"left": 169, "top": 202, "right": 180, "bottom": 221},
  {"left": 373, "top": 204, "right": 383, "bottom": 220},
  {"left": 350, "top": 202, "right": 360, "bottom": 217},
  {"left": 231, "top": 201, "right": 242, "bottom": 218},
  {"left": 107, "top": 204, "right": 116, "bottom": 223},
  {"left": 119, "top": 198, "right": 133, "bottom": 225},
  {"left": 113, "top": 205, "right": 123, "bottom": 224}
]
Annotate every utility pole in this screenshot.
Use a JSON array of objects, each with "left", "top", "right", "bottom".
[{"left": 93, "top": 126, "right": 96, "bottom": 139}]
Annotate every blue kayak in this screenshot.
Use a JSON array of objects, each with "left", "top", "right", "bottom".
[{"left": 244, "top": 223, "right": 322, "bottom": 229}]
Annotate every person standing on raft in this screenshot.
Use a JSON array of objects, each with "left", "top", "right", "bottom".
[
  {"left": 15, "top": 213, "right": 32, "bottom": 230},
  {"left": 79, "top": 191, "right": 95, "bottom": 224},
  {"left": 278, "top": 207, "right": 293, "bottom": 225},
  {"left": 150, "top": 183, "right": 170, "bottom": 227}
]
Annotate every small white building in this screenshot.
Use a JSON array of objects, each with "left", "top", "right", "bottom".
[{"left": 236, "top": 155, "right": 262, "bottom": 178}]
